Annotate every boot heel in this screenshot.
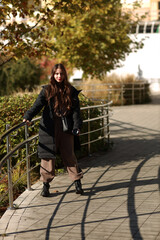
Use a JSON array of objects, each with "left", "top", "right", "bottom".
[
  {"left": 75, "top": 179, "right": 84, "bottom": 195},
  {"left": 41, "top": 182, "right": 50, "bottom": 197}
]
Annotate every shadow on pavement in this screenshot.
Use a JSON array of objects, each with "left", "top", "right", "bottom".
[{"left": 44, "top": 93, "right": 160, "bottom": 239}]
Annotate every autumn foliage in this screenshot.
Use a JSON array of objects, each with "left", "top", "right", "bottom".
[{"left": 0, "top": 0, "right": 144, "bottom": 77}]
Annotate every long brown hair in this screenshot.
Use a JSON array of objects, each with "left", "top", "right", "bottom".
[{"left": 46, "top": 63, "right": 72, "bottom": 116}]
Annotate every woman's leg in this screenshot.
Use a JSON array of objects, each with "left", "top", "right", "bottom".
[
  {"left": 59, "top": 134, "right": 83, "bottom": 181},
  {"left": 40, "top": 158, "right": 55, "bottom": 197},
  {"left": 59, "top": 133, "right": 83, "bottom": 194},
  {"left": 54, "top": 117, "right": 83, "bottom": 193},
  {"left": 40, "top": 158, "right": 55, "bottom": 183}
]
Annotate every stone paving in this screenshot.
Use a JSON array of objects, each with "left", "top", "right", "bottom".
[{"left": 0, "top": 94, "right": 160, "bottom": 240}]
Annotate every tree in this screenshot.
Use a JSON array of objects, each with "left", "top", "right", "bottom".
[
  {"left": 0, "top": 57, "right": 42, "bottom": 95},
  {"left": 0, "top": 0, "right": 144, "bottom": 77}
]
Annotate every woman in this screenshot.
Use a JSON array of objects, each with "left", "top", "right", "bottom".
[{"left": 23, "top": 63, "right": 83, "bottom": 197}]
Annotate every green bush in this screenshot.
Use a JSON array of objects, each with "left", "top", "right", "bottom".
[
  {"left": 0, "top": 57, "right": 42, "bottom": 96},
  {"left": 0, "top": 93, "right": 39, "bottom": 159}
]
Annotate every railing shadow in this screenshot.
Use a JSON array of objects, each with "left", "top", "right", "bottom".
[
  {"left": 43, "top": 153, "right": 159, "bottom": 240},
  {"left": 45, "top": 167, "right": 92, "bottom": 240},
  {"left": 127, "top": 153, "right": 159, "bottom": 240},
  {"left": 43, "top": 130, "right": 160, "bottom": 239},
  {"left": 78, "top": 120, "right": 159, "bottom": 239},
  {"left": 2, "top": 150, "right": 159, "bottom": 240}
]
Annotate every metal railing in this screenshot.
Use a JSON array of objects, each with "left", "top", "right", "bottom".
[
  {"left": 73, "top": 82, "right": 149, "bottom": 105},
  {"left": 0, "top": 101, "right": 112, "bottom": 210}
]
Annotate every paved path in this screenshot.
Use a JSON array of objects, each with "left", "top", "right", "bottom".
[{"left": 0, "top": 94, "right": 160, "bottom": 240}]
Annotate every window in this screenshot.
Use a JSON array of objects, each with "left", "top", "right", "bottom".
[
  {"left": 153, "top": 24, "right": 159, "bottom": 33},
  {"left": 139, "top": 25, "right": 144, "bottom": 33},
  {"left": 158, "top": 1, "right": 160, "bottom": 20},
  {"left": 146, "top": 24, "right": 152, "bottom": 33}
]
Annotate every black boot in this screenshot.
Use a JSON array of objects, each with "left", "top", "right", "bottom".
[
  {"left": 74, "top": 179, "right": 84, "bottom": 194},
  {"left": 41, "top": 182, "right": 50, "bottom": 197}
]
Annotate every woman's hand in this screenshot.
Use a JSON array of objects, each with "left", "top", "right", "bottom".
[{"left": 23, "top": 119, "right": 30, "bottom": 126}]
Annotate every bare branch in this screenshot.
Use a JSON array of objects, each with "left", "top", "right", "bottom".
[{"left": 0, "top": 54, "right": 15, "bottom": 67}]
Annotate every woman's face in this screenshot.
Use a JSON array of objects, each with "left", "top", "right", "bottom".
[{"left": 54, "top": 68, "right": 65, "bottom": 83}]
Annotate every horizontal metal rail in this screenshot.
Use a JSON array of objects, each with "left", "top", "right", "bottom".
[
  {"left": 81, "top": 102, "right": 112, "bottom": 110},
  {"left": 0, "top": 117, "right": 41, "bottom": 142},
  {"left": 0, "top": 122, "right": 25, "bottom": 142},
  {"left": 80, "top": 123, "right": 109, "bottom": 136},
  {"left": 81, "top": 134, "right": 108, "bottom": 146},
  {"left": 73, "top": 82, "right": 149, "bottom": 105},
  {"left": 83, "top": 113, "right": 110, "bottom": 123},
  {"left": 0, "top": 101, "right": 112, "bottom": 210},
  {"left": 0, "top": 135, "right": 38, "bottom": 168}
]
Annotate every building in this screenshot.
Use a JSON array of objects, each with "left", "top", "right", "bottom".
[
  {"left": 121, "top": 0, "right": 160, "bottom": 21},
  {"left": 108, "top": 1, "right": 160, "bottom": 92},
  {"left": 70, "top": 1, "right": 160, "bottom": 90}
]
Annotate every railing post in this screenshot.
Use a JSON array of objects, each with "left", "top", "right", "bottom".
[
  {"left": 143, "top": 83, "right": 145, "bottom": 102},
  {"left": 139, "top": 83, "right": 142, "bottom": 103},
  {"left": 88, "top": 108, "right": 91, "bottom": 155},
  {"left": 106, "top": 107, "right": 110, "bottom": 145},
  {"left": 121, "top": 84, "right": 124, "bottom": 106},
  {"left": 101, "top": 104, "right": 104, "bottom": 143},
  {"left": 25, "top": 124, "right": 31, "bottom": 190},
  {"left": 132, "top": 83, "right": 135, "bottom": 105},
  {"left": 6, "top": 124, "right": 14, "bottom": 209}
]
